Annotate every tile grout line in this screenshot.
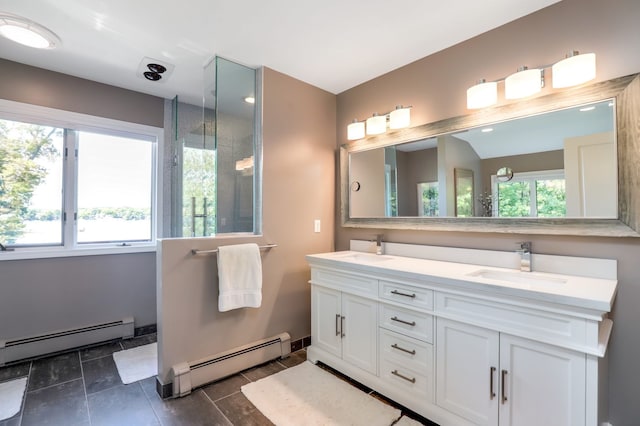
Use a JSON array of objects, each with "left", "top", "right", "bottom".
[
  {"left": 136, "top": 381, "right": 163, "bottom": 425},
  {"left": 77, "top": 351, "right": 93, "bottom": 426},
  {"left": 200, "top": 388, "right": 234, "bottom": 426}
]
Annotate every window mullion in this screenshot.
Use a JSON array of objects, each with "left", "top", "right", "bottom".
[
  {"left": 529, "top": 178, "right": 538, "bottom": 217},
  {"left": 63, "top": 129, "right": 78, "bottom": 248}
]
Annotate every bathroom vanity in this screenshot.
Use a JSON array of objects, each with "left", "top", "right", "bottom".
[{"left": 306, "top": 243, "right": 617, "bottom": 426}]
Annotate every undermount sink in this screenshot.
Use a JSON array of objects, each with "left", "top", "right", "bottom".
[
  {"left": 334, "top": 253, "right": 394, "bottom": 263},
  {"left": 467, "top": 269, "right": 567, "bottom": 286}
]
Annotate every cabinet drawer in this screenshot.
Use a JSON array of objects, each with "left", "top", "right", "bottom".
[
  {"left": 379, "top": 328, "right": 431, "bottom": 371},
  {"left": 379, "top": 280, "right": 433, "bottom": 311},
  {"left": 380, "top": 353, "right": 434, "bottom": 402},
  {"left": 379, "top": 304, "right": 433, "bottom": 343},
  {"left": 435, "top": 292, "right": 593, "bottom": 350},
  {"left": 311, "top": 269, "right": 377, "bottom": 296}
]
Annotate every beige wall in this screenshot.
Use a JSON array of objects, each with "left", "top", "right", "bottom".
[
  {"left": 0, "top": 58, "right": 163, "bottom": 127},
  {"left": 259, "top": 67, "right": 336, "bottom": 340},
  {"left": 336, "top": 0, "right": 640, "bottom": 424},
  {"left": 0, "top": 60, "right": 164, "bottom": 339},
  {"left": 0, "top": 62, "right": 336, "bottom": 361}
]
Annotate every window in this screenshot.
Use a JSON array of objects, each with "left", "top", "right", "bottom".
[
  {"left": 417, "top": 182, "right": 439, "bottom": 216},
  {"left": 493, "top": 170, "right": 566, "bottom": 218},
  {"left": 0, "top": 100, "right": 161, "bottom": 256}
]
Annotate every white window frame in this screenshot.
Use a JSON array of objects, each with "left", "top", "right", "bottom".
[
  {"left": 0, "top": 99, "right": 163, "bottom": 261},
  {"left": 491, "top": 169, "right": 564, "bottom": 217}
]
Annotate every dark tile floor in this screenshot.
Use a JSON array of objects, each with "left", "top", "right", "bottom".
[{"left": 0, "top": 334, "right": 434, "bottom": 426}]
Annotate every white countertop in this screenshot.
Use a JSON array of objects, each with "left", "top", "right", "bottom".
[{"left": 306, "top": 250, "right": 618, "bottom": 313}]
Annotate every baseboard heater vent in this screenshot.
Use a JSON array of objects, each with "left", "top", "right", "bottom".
[
  {"left": 171, "top": 332, "right": 291, "bottom": 397},
  {"left": 0, "top": 317, "right": 134, "bottom": 366}
]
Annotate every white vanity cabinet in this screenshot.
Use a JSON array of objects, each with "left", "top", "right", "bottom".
[
  {"left": 306, "top": 249, "right": 616, "bottom": 426},
  {"left": 310, "top": 271, "right": 378, "bottom": 375},
  {"left": 436, "top": 318, "right": 586, "bottom": 426}
]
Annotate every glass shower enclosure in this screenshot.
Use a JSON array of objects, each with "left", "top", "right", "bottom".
[{"left": 171, "top": 57, "right": 260, "bottom": 237}]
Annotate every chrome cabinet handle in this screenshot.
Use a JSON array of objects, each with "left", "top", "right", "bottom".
[
  {"left": 391, "top": 343, "right": 416, "bottom": 355},
  {"left": 392, "top": 370, "right": 416, "bottom": 383},
  {"left": 391, "top": 290, "right": 416, "bottom": 299},
  {"left": 501, "top": 369, "right": 508, "bottom": 404},
  {"left": 335, "top": 314, "right": 340, "bottom": 336},
  {"left": 341, "top": 316, "right": 345, "bottom": 337},
  {"left": 490, "top": 367, "right": 496, "bottom": 400},
  {"left": 391, "top": 316, "right": 416, "bottom": 326}
]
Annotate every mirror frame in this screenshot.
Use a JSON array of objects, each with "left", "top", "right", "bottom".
[{"left": 341, "top": 73, "right": 640, "bottom": 237}]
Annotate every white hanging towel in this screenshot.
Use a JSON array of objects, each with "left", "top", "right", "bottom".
[{"left": 217, "top": 243, "right": 263, "bottom": 312}]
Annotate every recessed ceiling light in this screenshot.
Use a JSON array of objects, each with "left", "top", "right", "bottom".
[
  {"left": 0, "top": 13, "right": 60, "bottom": 49},
  {"left": 244, "top": 96, "right": 255, "bottom": 104}
]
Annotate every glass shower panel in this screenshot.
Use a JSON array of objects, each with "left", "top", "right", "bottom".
[
  {"left": 172, "top": 93, "right": 216, "bottom": 237},
  {"left": 214, "top": 57, "right": 257, "bottom": 233},
  {"left": 170, "top": 56, "right": 259, "bottom": 237}
]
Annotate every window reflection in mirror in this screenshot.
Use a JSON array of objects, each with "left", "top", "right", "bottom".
[{"left": 348, "top": 98, "right": 615, "bottom": 219}]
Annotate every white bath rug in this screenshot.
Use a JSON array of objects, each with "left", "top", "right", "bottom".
[
  {"left": 242, "top": 361, "right": 402, "bottom": 426},
  {"left": 394, "top": 415, "right": 426, "bottom": 425},
  {"left": 113, "top": 342, "right": 157, "bottom": 384},
  {"left": 0, "top": 377, "right": 27, "bottom": 421}
]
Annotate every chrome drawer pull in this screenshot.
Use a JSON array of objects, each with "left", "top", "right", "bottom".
[
  {"left": 391, "top": 343, "right": 416, "bottom": 355},
  {"left": 391, "top": 290, "right": 416, "bottom": 299},
  {"left": 391, "top": 316, "right": 416, "bottom": 326},
  {"left": 335, "top": 314, "right": 340, "bottom": 336},
  {"left": 391, "top": 370, "right": 416, "bottom": 383}
]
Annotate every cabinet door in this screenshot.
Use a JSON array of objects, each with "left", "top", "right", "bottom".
[
  {"left": 311, "top": 285, "right": 342, "bottom": 358},
  {"left": 342, "top": 293, "right": 378, "bottom": 375},
  {"left": 499, "top": 334, "right": 586, "bottom": 426},
  {"left": 436, "top": 319, "right": 499, "bottom": 426}
]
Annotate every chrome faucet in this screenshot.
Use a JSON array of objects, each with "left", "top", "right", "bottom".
[
  {"left": 376, "top": 234, "right": 384, "bottom": 255},
  {"left": 516, "top": 241, "right": 532, "bottom": 272}
]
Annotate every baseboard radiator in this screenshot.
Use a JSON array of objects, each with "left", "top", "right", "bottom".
[
  {"left": 0, "top": 317, "right": 134, "bottom": 366},
  {"left": 171, "top": 332, "right": 291, "bottom": 397}
]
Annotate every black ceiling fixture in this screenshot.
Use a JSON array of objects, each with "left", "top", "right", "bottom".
[
  {"left": 144, "top": 63, "right": 167, "bottom": 82},
  {"left": 147, "top": 63, "right": 167, "bottom": 74}
]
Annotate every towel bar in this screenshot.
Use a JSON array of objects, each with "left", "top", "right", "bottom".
[{"left": 191, "top": 244, "right": 277, "bottom": 256}]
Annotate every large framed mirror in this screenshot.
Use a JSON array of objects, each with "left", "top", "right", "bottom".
[{"left": 341, "top": 73, "right": 640, "bottom": 237}]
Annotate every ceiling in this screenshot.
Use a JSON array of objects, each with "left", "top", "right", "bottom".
[{"left": 0, "top": 0, "right": 561, "bottom": 105}]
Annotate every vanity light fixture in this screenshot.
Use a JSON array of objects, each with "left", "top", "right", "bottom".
[
  {"left": 347, "top": 119, "right": 365, "bottom": 140},
  {"left": 347, "top": 106, "right": 411, "bottom": 140},
  {"left": 505, "top": 66, "right": 543, "bottom": 100},
  {"left": 0, "top": 13, "right": 60, "bottom": 49},
  {"left": 467, "top": 80, "right": 498, "bottom": 109},
  {"left": 389, "top": 105, "right": 411, "bottom": 129},
  {"left": 366, "top": 113, "right": 387, "bottom": 135},
  {"left": 466, "top": 51, "right": 596, "bottom": 109},
  {"left": 552, "top": 51, "right": 596, "bottom": 89}
]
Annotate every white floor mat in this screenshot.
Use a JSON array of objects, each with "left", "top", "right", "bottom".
[
  {"left": 395, "top": 415, "right": 426, "bottom": 425},
  {"left": 242, "top": 361, "right": 402, "bottom": 426},
  {"left": 0, "top": 377, "right": 27, "bottom": 421},
  {"left": 112, "top": 342, "right": 157, "bottom": 384}
]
